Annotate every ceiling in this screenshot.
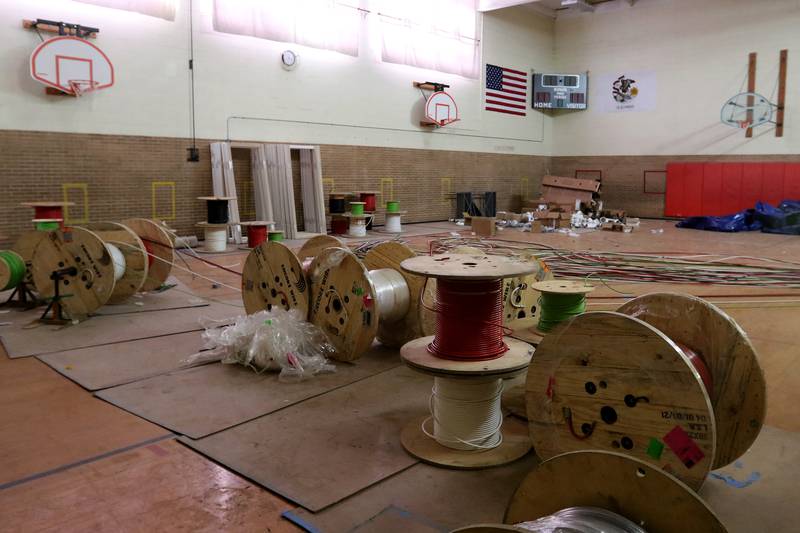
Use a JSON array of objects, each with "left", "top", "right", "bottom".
[{"left": 479, "top": 0, "right": 634, "bottom": 18}]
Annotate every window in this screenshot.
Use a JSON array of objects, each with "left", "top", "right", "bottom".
[
  {"left": 376, "top": 0, "right": 480, "bottom": 79},
  {"left": 213, "top": 0, "right": 361, "bottom": 57},
  {"left": 74, "top": 0, "right": 177, "bottom": 21}
]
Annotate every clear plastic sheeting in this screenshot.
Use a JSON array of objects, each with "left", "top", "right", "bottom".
[
  {"left": 516, "top": 507, "right": 647, "bottom": 533},
  {"left": 189, "top": 309, "right": 336, "bottom": 382}
]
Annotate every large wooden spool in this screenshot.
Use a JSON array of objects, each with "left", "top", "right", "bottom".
[
  {"left": 526, "top": 311, "right": 716, "bottom": 490},
  {"left": 616, "top": 292, "right": 765, "bottom": 469},
  {"left": 241, "top": 235, "right": 343, "bottom": 316},
  {"left": 31, "top": 227, "right": 117, "bottom": 319},
  {"left": 83, "top": 222, "right": 148, "bottom": 304},
  {"left": 362, "top": 241, "right": 428, "bottom": 347},
  {"left": 122, "top": 218, "right": 174, "bottom": 291},
  {"left": 307, "top": 247, "right": 379, "bottom": 362},
  {"left": 451, "top": 451, "right": 726, "bottom": 532}
]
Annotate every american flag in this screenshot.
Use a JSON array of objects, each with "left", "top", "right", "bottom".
[{"left": 485, "top": 64, "right": 528, "bottom": 116}]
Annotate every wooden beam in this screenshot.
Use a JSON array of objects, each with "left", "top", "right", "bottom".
[
  {"left": 776, "top": 49, "right": 787, "bottom": 138},
  {"left": 746, "top": 52, "right": 756, "bottom": 138}
]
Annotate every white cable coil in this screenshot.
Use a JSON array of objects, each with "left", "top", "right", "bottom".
[
  {"left": 516, "top": 507, "right": 648, "bottom": 533},
  {"left": 104, "top": 243, "right": 126, "bottom": 282},
  {"left": 424, "top": 377, "right": 504, "bottom": 451},
  {"left": 384, "top": 213, "right": 402, "bottom": 233},
  {"left": 203, "top": 226, "right": 228, "bottom": 252},
  {"left": 367, "top": 268, "right": 410, "bottom": 323},
  {"left": 348, "top": 218, "right": 367, "bottom": 237}
]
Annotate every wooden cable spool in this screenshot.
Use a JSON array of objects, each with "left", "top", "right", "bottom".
[
  {"left": 397, "top": 254, "right": 538, "bottom": 469},
  {"left": 420, "top": 247, "right": 554, "bottom": 337},
  {"left": 241, "top": 235, "right": 343, "bottom": 317},
  {"left": 306, "top": 242, "right": 426, "bottom": 362},
  {"left": 454, "top": 451, "right": 727, "bottom": 533},
  {"left": 511, "top": 279, "right": 594, "bottom": 346},
  {"left": 122, "top": 218, "right": 175, "bottom": 291},
  {"left": 363, "top": 241, "right": 431, "bottom": 347},
  {"left": 524, "top": 293, "right": 763, "bottom": 491},
  {"left": 83, "top": 222, "right": 148, "bottom": 303},
  {"left": 616, "top": 292, "right": 765, "bottom": 469},
  {"left": 31, "top": 227, "right": 117, "bottom": 320}
]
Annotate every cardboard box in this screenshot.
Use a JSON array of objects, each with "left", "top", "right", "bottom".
[{"left": 471, "top": 216, "right": 496, "bottom": 237}]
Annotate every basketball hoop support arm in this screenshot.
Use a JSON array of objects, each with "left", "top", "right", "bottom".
[{"left": 23, "top": 19, "right": 99, "bottom": 39}]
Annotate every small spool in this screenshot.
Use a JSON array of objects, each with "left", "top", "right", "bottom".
[
  {"left": 359, "top": 192, "right": 377, "bottom": 212},
  {"left": 330, "top": 215, "right": 348, "bottom": 235},
  {"left": 196, "top": 223, "right": 228, "bottom": 253},
  {"left": 398, "top": 254, "right": 538, "bottom": 469},
  {"left": 512, "top": 280, "right": 594, "bottom": 346},
  {"left": 21, "top": 202, "right": 74, "bottom": 230},
  {"left": 268, "top": 230, "right": 284, "bottom": 242},
  {"left": 350, "top": 201, "right": 366, "bottom": 216},
  {"left": 329, "top": 193, "right": 347, "bottom": 214},
  {"left": 381, "top": 201, "right": 407, "bottom": 234},
  {"left": 33, "top": 219, "right": 62, "bottom": 231},
  {"left": 240, "top": 221, "right": 274, "bottom": 249},
  {"left": 0, "top": 250, "right": 26, "bottom": 291},
  {"left": 198, "top": 196, "right": 234, "bottom": 224}
]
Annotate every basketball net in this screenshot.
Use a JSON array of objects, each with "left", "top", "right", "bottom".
[{"left": 68, "top": 79, "right": 100, "bottom": 97}]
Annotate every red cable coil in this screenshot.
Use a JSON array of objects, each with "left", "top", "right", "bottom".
[
  {"left": 427, "top": 278, "right": 509, "bottom": 361},
  {"left": 676, "top": 342, "right": 714, "bottom": 394},
  {"left": 360, "top": 192, "right": 377, "bottom": 212},
  {"left": 246, "top": 224, "right": 268, "bottom": 248}
]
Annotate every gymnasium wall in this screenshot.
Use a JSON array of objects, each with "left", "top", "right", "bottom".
[
  {"left": 546, "top": 0, "right": 800, "bottom": 216},
  {"left": 0, "top": 0, "right": 553, "bottom": 156},
  {"left": 552, "top": 0, "right": 799, "bottom": 157},
  {"left": 0, "top": 130, "right": 547, "bottom": 243}
]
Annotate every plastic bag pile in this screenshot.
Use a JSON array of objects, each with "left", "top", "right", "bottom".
[{"left": 192, "top": 308, "right": 336, "bottom": 382}]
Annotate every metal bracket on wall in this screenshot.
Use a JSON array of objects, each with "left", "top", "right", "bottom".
[{"left": 23, "top": 19, "right": 98, "bottom": 38}]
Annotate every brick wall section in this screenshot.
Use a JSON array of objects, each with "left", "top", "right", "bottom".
[
  {"left": 0, "top": 130, "right": 547, "bottom": 245},
  {"left": 551, "top": 154, "right": 800, "bottom": 218}
]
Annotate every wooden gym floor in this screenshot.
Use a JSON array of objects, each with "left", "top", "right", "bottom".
[{"left": 1, "top": 220, "right": 798, "bottom": 531}]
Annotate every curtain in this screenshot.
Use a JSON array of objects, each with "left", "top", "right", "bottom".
[
  {"left": 74, "top": 0, "right": 177, "bottom": 21},
  {"left": 376, "top": 0, "right": 480, "bottom": 79},
  {"left": 213, "top": 0, "right": 361, "bottom": 57}
]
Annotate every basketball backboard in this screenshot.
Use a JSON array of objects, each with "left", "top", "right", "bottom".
[
  {"left": 424, "top": 91, "right": 460, "bottom": 126},
  {"left": 30, "top": 36, "right": 114, "bottom": 96}
]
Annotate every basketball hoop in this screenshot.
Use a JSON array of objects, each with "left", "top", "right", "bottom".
[
  {"left": 69, "top": 79, "right": 100, "bottom": 96},
  {"left": 30, "top": 36, "right": 114, "bottom": 97},
  {"left": 720, "top": 91, "right": 774, "bottom": 130}
]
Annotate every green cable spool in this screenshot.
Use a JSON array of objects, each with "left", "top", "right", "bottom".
[
  {"left": 350, "top": 201, "right": 366, "bottom": 216},
  {"left": 537, "top": 292, "right": 587, "bottom": 332},
  {"left": 35, "top": 221, "right": 61, "bottom": 231},
  {"left": 268, "top": 231, "right": 284, "bottom": 242},
  {"left": 0, "top": 250, "right": 26, "bottom": 291},
  {"left": 386, "top": 200, "right": 400, "bottom": 213}
]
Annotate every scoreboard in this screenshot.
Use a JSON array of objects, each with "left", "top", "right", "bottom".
[{"left": 532, "top": 72, "right": 589, "bottom": 110}]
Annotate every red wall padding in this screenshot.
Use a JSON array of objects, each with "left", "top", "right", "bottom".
[{"left": 665, "top": 162, "right": 800, "bottom": 217}]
